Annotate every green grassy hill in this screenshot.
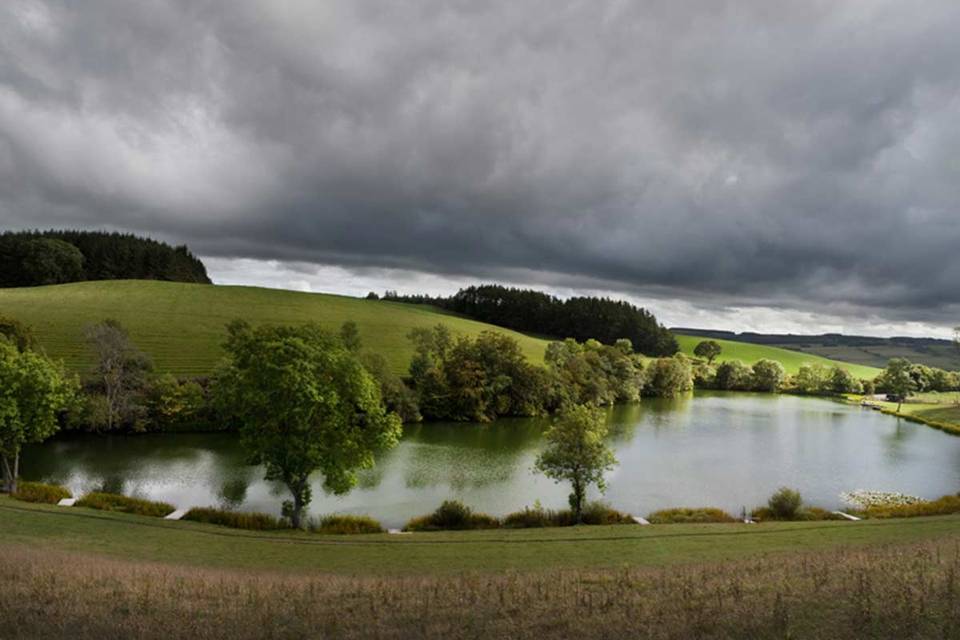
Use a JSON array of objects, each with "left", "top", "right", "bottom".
[
  {"left": 0, "top": 280, "right": 880, "bottom": 379},
  {"left": 0, "top": 281, "right": 551, "bottom": 376},
  {"left": 675, "top": 333, "right": 881, "bottom": 378}
]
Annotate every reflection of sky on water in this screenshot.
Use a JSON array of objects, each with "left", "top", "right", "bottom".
[{"left": 21, "top": 392, "right": 960, "bottom": 528}]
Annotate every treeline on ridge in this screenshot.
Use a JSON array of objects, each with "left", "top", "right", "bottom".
[
  {"left": 0, "top": 230, "right": 211, "bottom": 287},
  {"left": 381, "top": 284, "right": 678, "bottom": 356}
]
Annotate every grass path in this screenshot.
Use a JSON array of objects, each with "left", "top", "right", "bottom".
[{"left": 2, "top": 497, "right": 957, "bottom": 575}]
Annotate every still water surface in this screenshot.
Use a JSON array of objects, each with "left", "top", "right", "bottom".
[{"left": 22, "top": 392, "right": 960, "bottom": 527}]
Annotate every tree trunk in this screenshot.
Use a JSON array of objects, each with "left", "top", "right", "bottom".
[
  {"left": 1, "top": 453, "right": 17, "bottom": 494},
  {"left": 571, "top": 478, "right": 585, "bottom": 524}
]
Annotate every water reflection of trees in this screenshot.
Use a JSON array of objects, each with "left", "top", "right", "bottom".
[{"left": 400, "top": 420, "right": 545, "bottom": 490}]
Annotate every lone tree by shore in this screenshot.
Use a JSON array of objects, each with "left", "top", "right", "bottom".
[
  {"left": 217, "top": 320, "right": 401, "bottom": 528},
  {"left": 535, "top": 404, "right": 617, "bottom": 523},
  {"left": 0, "top": 337, "right": 76, "bottom": 494}
]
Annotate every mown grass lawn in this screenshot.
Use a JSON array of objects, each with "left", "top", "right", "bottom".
[{"left": 1, "top": 496, "right": 957, "bottom": 575}]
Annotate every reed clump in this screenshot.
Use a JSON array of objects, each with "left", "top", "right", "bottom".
[
  {"left": 11, "top": 481, "right": 71, "bottom": 504},
  {"left": 75, "top": 492, "right": 175, "bottom": 518}
]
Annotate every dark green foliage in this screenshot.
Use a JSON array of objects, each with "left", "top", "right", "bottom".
[
  {"left": 766, "top": 487, "right": 803, "bottom": 520},
  {"left": 714, "top": 360, "right": 753, "bottom": 390},
  {"left": 502, "top": 501, "right": 634, "bottom": 527},
  {"left": 545, "top": 338, "right": 646, "bottom": 406},
  {"left": 76, "top": 492, "right": 175, "bottom": 517},
  {"left": 643, "top": 356, "right": 693, "bottom": 397},
  {"left": 143, "top": 374, "right": 211, "bottom": 432},
  {"left": 830, "top": 367, "right": 862, "bottom": 394},
  {"left": 751, "top": 506, "right": 844, "bottom": 521},
  {"left": 219, "top": 321, "right": 401, "bottom": 528},
  {"left": 308, "top": 514, "right": 385, "bottom": 535},
  {"left": 751, "top": 359, "right": 786, "bottom": 392},
  {"left": 390, "top": 284, "right": 678, "bottom": 356},
  {"left": 360, "top": 352, "right": 422, "bottom": 422},
  {"left": 0, "top": 230, "right": 210, "bottom": 287},
  {"left": 0, "top": 315, "right": 37, "bottom": 352},
  {"left": 409, "top": 326, "right": 550, "bottom": 421},
  {"left": 876, "top": 358, "right": 918, "bottom": 409},
  {"left": 404, "top": 500, "right": 500, "bottom": 531},
  {"left": 693, "top": 340, "right": 722, "bottom": 364},
  {"left": 11, "top": 481, "right": 71, "bottom": 504},
  {"left": 81, "top": 319, "right": 153, "bottom": 432},
  {"left": 182, "top": 507, "right": 286, "bottom": 530},
  {"left": 647, "top": 507, "right": 736, "bottom": 524}
]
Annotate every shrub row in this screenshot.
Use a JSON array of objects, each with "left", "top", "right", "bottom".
[
  {"left": 863, "top": 493, "right": 960, "bottom": 519},
  {"left": 405, "top": 500, "right": 635, "bottom": 532},
  {"left": 182, "top": 507, "right": 286, "bottom": 530},
  {"left": 647, "top": 507, "right": 736, "bottom": 524},
  {"left": 11, "top": 481, "right": 71, "bottom": 504},
  {"left": 308, "top": 514, "right": 385, "bottom": 535},
  {"left": 75, "top": 492, "right": 176, "bottom": 518}
]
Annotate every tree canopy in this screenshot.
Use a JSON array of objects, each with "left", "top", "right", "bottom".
[
  {"left": 0, "top": 340, "right": 76, "bottom": 493},
  {"left": 534, "top": 404, "right": 617, "bottom": 523},
  {"left": 387, "top": 284, "right": 678, "bottom": 356},
  {"left": 693, "top": 340, "right": 722, "bottom": 364},
  {"left": 218, "top": 321, "right": 402, "bottom": 527},
  {"left": 0, "top": 230, "right": 210, "bottom": 287}
]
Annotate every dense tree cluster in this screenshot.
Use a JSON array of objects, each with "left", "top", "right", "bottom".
[
  {"left": 0, "top": 230, "right": 210, "bottom": 287},
  {"left": 385, "top": 284, "right": 678, "bottom": 356}
]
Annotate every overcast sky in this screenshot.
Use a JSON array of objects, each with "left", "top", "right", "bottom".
[{"left": 2, "top": 1, "right": 958, "bottom": 338}]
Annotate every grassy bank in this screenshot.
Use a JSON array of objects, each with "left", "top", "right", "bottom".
[
  {"left": 675, "top": 333, "right": 880, "bottom": 378},
  {"left": 0, "top": 280, "right": 550, "bottom": 376},
  {"left": 1, "top": 281, "right": 879, "bottom": 379},
  {"left": 2, "top": 497, "right": 959, "bottom": 575},
  {"left": 2, "top": 503, "right": 960, "bottom": 639},
  {"left": 848, "top": 394, "right": 960, "bottom": 436}
]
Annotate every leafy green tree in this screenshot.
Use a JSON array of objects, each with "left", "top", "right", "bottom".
[
  {"left": 20, "top": 238, "right": 84, "bottom": 285},
  {"left": 693, "top": 340, "right": 722, "bottom": 364},
  {"left": 643, "top": 356, "right": 693, "bottom": 397},
  {"left": 883, "top": 358, "right": 918, "bottom": 411},
  {"left": 84, "top": 320, "right": 153, "bottom": 431},
  {"left": 534, "top": 404, "right": 617, "bottom": 523},
  {"left": 0, "top": 315, "right": 37, "bottom": 353},
  {"left": 359, "top": 352, "right": 421, "bottom": 423},
  {"left": 219, "top": 321, "right": 401, "bottom": 528},
  {"left": 714, "top": 360, "right": 752, "bottom": 390},
  {"left": 339, "top": 321, "right": 361, "bottom": 352},
  {"left": 751, "top": 359, "right": 786, "bottom": 392},
  {"left": 829, "top": 367, "right": 861, "bottom": 394},
  {"left": 793, "top": 364, "right": 830, "bottom": 395},
  {"left": 0, "top": 341, "right": 76, "bottom": 493}
]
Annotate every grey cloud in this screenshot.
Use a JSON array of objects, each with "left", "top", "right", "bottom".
[{"left": 1, "top": 0, "right": 959, "bottom": 327}]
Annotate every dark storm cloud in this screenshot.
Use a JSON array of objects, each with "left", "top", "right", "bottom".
[{"left": 2, "top": 0, "right": 959, "bottom": 325}]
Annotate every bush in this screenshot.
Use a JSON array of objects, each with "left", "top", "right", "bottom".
[
  {"left": 503, "top": 502, "right": 635, "bottom": 528},
  {"left": 765, "top": 487, "right": 803, "bottom": 520},
  {"left": 580, "top": 501, "right": 635, "bottom": 525},
  {"left": 647, "top": 507, "right": 736, "bottom": 524},
  {"left": 503, "top": 504, "right": 568, "bottom": 528},
  {"left": 76, "top": 492, "right": 175, "bottom": 518},
  {"left": 308, "top": 514, "right": 384, "bottom": 535},
  {"left": 182, "top": 507, "right": 285, "bottom": 530},
  {"left": 864, "top": 494, "right": 960, "bottom": 519},
  {"left": 404, "top": 500, "right": 500, "bottom": 531},
  {"left": 751, "top": 506, "right": 843, "bottom": 522},
  {"left": 11, "top": 481, "right": 71, "bottom": 504}
]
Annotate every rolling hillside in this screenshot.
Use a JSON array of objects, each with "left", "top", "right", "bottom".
[
  {"left": 0, "top": 280, "right": 880, "bottom": 379},
  {"left": 0, "top": 281, "right": 550, "bottom": 376},
  {"left": 674, "top": 334, "right": 881, "bottom": 378}
]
